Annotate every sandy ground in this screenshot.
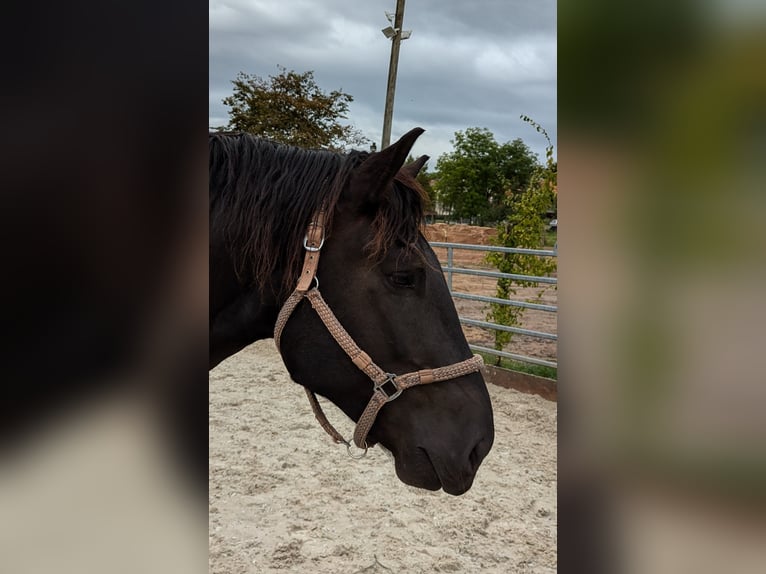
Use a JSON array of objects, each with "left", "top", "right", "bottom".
[{"left": 209, "top": 340, "right": 557, "bottom": 573}]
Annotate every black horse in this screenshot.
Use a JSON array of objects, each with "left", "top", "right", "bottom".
[{"left": 210, "top": 128, "right": 494, "bottom": 495}]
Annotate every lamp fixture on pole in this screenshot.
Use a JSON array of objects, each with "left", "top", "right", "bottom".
[{"left": 380, "top": 0, "right": 410, "bottom": 150}]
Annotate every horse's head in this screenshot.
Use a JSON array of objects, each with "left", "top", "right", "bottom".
[{"left": 279, "top": 129, "right": 494, "bottom": 495}]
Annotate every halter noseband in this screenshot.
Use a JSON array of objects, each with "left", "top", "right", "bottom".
[{"left": 273, "top": 209, "right": 484, "bottom": 457}]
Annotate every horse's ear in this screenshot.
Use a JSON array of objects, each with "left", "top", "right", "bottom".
[
  {"left": 400, "top": 154, "right": 430, "bottom": 179},
  {"left": 347, "top": 127, "right": 425, "bottom": 210}
]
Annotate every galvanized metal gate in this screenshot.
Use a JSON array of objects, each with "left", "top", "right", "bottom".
[{"left": 430, "top": 241, "right": 558, "bottom": 370}]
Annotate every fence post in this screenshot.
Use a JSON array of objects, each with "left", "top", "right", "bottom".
[{"left": 447, "top": 246, "right": 453, "bottom": 291}]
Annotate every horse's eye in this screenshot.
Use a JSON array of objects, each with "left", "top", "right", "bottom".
[{"left": 389, "top": 271, "right": 416, "bottom": 288}]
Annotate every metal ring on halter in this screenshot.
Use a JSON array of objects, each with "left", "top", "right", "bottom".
[
  {"left": 299, "top": 276, "right": 319, "bottom": 292},
  {"left": 345, "top": 440, "right": 368, "bottom": 459}
]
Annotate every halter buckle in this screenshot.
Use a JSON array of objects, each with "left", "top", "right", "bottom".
[
  {"left": 303, "top": 220, "right": 325, "bottom": 252},
  {"left": 302, "top": 235, "right": 325, "bottom": 252},
  {"left": 375, "top": 373, "right": 403, "bottom": 402}
]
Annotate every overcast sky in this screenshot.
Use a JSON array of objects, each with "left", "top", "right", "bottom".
[{"left": 209, "top": 0, "right": 556, "bottom": 164}]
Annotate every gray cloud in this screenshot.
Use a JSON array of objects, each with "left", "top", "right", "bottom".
[{"left": 210, "top": 0, "right": 556, "bottom": 162}]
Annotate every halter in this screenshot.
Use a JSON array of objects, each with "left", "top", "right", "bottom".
[{"left": 273, "top": 209, "right": 484, "bottom": 457}]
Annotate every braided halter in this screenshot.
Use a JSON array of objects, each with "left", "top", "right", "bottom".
[{"left": 273, "top": 209, "right": 484, "bottom": 457}]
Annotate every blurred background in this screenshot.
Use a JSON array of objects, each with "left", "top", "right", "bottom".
[
  {"left": 559, "top": 0, "right": 766, "bottom": 571},
  {"left": 0, "top": 2, "right": 208, "bottom": 573}
]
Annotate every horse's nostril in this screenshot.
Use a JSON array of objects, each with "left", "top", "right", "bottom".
[
  {"left": 469, "top": 436, "right": 491, "bottom": 472},
  {"left": 469, "top": 444, "right": 480, "bottom": 472}
]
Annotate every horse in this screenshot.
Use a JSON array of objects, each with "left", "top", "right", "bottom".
[{"left": 209, "top": 128, "right": 494, "bottom": 495}]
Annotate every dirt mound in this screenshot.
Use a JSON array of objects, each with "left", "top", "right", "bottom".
[
  {"left": 424, "top": 223, "right": 497, "bottom": 246},
  {"left": 425, "top": 223, "right": 498, "bottom": 268}
]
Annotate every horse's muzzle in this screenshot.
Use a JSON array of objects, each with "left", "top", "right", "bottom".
[{"left": 394, "top": 432, "right": 494, "bottom": 496}]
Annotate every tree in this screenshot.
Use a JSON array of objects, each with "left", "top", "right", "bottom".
[
  {"left": 434, "top": 128, "right": 538, "bottom": 224},
  {"left": 486, "top": 117, "right": 557, "bottom": 361},
  {"left": 222, "top": 67, "right": 369, "bottom": 151}
]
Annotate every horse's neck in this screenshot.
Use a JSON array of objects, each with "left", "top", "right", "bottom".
[
  {"left": 209, "top": 286, "right": 282, "bottom": 369},
  {"left": 209, "top": 253, "right": 284, "bottom": 369}
]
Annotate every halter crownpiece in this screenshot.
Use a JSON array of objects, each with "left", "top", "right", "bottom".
[{"left": 274, "top": 209, "right": 484, "bottom": 456}]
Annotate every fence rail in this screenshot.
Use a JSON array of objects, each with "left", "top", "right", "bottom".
[
  {"left": 451, "top": 292, "right": 557, "bottom": 313},
  {"left": 429, "top": 241, "right": 558, "bottom": 371}
]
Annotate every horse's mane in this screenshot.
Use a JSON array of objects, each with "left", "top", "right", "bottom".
[{"left": 209, "top": 132, "right": 428, "bottom": 296}]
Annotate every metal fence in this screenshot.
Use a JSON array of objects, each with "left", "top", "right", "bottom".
[{"left": 429, "top": 241, "right": 558, "bottom": 370}]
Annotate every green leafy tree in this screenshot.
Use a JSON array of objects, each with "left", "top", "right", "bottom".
[
  {"left": 434, "top": 127, "right": 538, "bottom": 224},
  {"left": 222, "top": 67, "right": 369, "bottom": 151},
  {"left": 486, "top": 117, "right": 557, "bottom": 361}
]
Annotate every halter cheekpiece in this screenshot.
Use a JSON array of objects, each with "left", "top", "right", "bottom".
[{"left": 274, "top": 209, "right": 484, "bottom": 457}]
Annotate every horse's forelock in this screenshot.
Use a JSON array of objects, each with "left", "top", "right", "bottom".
[{"left": 364, "top": 172, "right": 430, "bottom": 264}]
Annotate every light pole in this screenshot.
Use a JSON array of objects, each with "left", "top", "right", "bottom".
[{"left": 380, "top": 0, "right": 410, "bottom": 150}]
